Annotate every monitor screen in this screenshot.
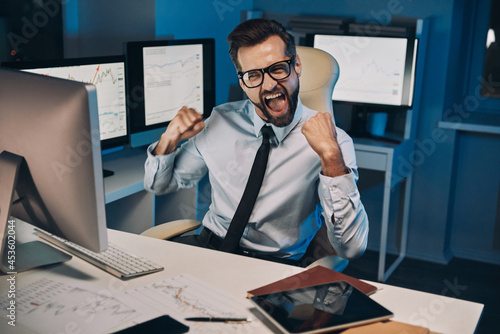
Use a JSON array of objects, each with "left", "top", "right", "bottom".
[
  {"left": 0, "top": 68, "right": 107, "bottom": 272},
  {"left": 308, "top": 34, "right": 418, "bottom": 108},
  {"left": 126, "top": 38, "right": 215, "bottom": 147},
  {"left": 1, "top": 56, "right": 128, "bottom": 150}
]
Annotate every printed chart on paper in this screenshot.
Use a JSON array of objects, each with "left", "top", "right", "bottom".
[
  {"left": 119, "top": 274, "right": 253, "bottom": 333},
  {"left": 0, "top": 277, "right": 138, "bottom": 334}
]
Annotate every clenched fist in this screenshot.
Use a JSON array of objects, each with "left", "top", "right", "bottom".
[
  {"left": 153, "top": 106, "right": 205, "bottom": 156},
  {"left": 302, "top": 112, "right": 349, "bottom": 177}
]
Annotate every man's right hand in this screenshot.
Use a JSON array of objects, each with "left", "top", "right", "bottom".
[{"left": 153, "top": 106, "right": 205, "bottom": 155}]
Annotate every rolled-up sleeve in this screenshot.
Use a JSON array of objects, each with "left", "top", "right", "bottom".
[{"left": 144, "top": 140, "right": 208, "bottom": 195}]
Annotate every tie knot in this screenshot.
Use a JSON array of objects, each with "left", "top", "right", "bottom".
[{"left": 261, "top": 126, "right": 274, "bottom": 143}]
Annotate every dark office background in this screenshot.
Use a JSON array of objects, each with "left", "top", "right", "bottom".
[
  {"left": 1, "top": 0, "right": 499, "bottom": 331},
  {"left": 0, "top": 1, "right": 63, "bottom": 61},
  {"left": 2, "top": 0, "right": 497, "bottom": 267}
]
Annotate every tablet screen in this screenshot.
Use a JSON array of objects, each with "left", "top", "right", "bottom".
[{"left": 250, "top": 281, "right": 392, "bottom": 334}]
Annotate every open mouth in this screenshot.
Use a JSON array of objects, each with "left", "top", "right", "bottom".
[{"left": 264, "top": 92, "right": 288, "bottom": 115}]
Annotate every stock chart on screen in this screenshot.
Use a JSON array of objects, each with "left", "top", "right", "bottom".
[
  {"left": 23, "top": 61, "right": 127, "bottom": 142},
  {"left": 142, "top": 44, "right": 204, "bottom": 126}
]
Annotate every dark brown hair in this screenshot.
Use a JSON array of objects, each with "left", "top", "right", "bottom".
[{"left": 227, "top": 18, "right": 296, "bottom": 72}]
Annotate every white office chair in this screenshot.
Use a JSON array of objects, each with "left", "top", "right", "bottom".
[
  {"left": 293, "top": 46, "right": 347, "bottom": 271},
  {"left": 141, "top": 46, "right": 348, "bottom": 272}
]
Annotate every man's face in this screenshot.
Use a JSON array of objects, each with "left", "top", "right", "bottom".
[{"left": 237, "top": 35, "right": 301, "bottom": 127}]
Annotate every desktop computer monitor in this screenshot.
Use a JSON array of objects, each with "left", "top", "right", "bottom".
[
  {"left": 126, "top": 38, "right": 216, "bottom": 147},
  {"left": 0, "top": 67, "right": 107, "bottom": 273},
  {"left": 307, "top": 33, "right": 418, "bottom": 108},
  {"left": 1, "top": 56, "right": 128, "bottom": 151}
]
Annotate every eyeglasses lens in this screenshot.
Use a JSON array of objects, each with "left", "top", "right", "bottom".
[{"left": 242, "top": 59, "right": 292, "bottom": 88}]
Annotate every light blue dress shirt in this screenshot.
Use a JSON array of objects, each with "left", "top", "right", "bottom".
[{"left": 144, "top": 99, "right": 368, "bottom": 260}]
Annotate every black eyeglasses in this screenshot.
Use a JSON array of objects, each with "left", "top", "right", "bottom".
[{"left": 238, "top": 55, "right": 296, "bottom": 88}]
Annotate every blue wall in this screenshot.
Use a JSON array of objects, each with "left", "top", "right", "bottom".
[
  {"left": 64, "top": 0, "right": 156, "bottom": 58},
  {"left": 451, "top": 133, "right": 500, "bottom": 263}
]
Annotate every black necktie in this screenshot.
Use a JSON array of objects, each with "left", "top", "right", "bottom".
[{"left": 219, "top": 126, "right": 274, "bottom": 253}]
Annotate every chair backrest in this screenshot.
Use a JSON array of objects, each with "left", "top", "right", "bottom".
[
  {"left": 295, "top": 46, "right": 347, "bottom": 270},
  {"left": 296, "top": 46, "right": 340, "bottom": 118}
]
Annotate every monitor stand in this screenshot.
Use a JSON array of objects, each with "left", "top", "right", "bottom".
[
  {"left": 3, "top": 238, "right": 72, "bottom": 273},
  {"left": 0, "top": 151, "right": 72, "bottom": 274}
]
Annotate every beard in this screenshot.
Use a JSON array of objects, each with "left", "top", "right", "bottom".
[{"left": 250, "top": 81, "right": 300, "bottom": 127}]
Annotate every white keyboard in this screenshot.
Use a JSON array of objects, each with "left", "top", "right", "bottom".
[{"left": 36, "top": 229, "right": 164, "bottom": 279}]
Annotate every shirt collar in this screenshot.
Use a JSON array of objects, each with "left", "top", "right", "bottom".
[{"left": 252, "top": 98, "right": 304, "bottom": 146}]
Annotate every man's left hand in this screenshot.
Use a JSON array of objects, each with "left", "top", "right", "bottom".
[{"left": 302, "top": 112, "right": 349, "bottom": 177}]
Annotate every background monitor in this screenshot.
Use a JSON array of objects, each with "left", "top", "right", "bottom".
[
  {"left": 126, "top": 38, "right": 216, "bottom": 147},
  {"left": 307, "top": 33, "right": 418, "bottom": 108},
  {"left": 0, "top": 68, "right": 107, "bottom": 272},
  {"left": 1, "top": 56, "right": 128, "bottom": 151}
]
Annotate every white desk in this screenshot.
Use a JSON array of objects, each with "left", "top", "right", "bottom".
[
  {"left": 102, "top": 148, "right": 155, "bottom": 234},
  {"left": 102, "top": 148, "right": 148, "bottom": 205},
  {"left": 102, "top": 148, "right": 197, "bottom": 234},
  {"left": 0, "top": 223, "right": 483, "bottom": 334}
]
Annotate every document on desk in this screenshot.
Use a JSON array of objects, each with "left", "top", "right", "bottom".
[
  {"left": 0, "top": 274, "right": 255, "bottom": 333},
  {"left": 118, "top": 274, "right": 254, "bottom": 333},
  {"left": 0, "top": 277, "right": 139, "bottom": 334}
]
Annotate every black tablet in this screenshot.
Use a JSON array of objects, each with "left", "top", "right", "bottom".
[{"left": 250, "top": 281, "right": 393, "bottom": 334}]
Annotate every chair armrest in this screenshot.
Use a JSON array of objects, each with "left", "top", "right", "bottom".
[{"left": 140, "top": 219, "right": 201, "bottom": 240}]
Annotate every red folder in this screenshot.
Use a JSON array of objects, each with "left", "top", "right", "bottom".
[{"left": 247, "top": 265, "right": 378, "bottom": 298}]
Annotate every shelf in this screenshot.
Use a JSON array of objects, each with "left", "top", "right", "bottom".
[
  {"left": 102, "top": 148, "right": 148, "bottom": 203},
  {"left": 353, "top": 137, "right": 400, "bottom": 151},
  {"left": 438, "top": 112, "right": 500, "bottom": 135}
]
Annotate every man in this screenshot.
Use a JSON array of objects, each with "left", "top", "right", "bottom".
[{"left": 144, "top": 19, "right": 368, "bottom": 265}]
